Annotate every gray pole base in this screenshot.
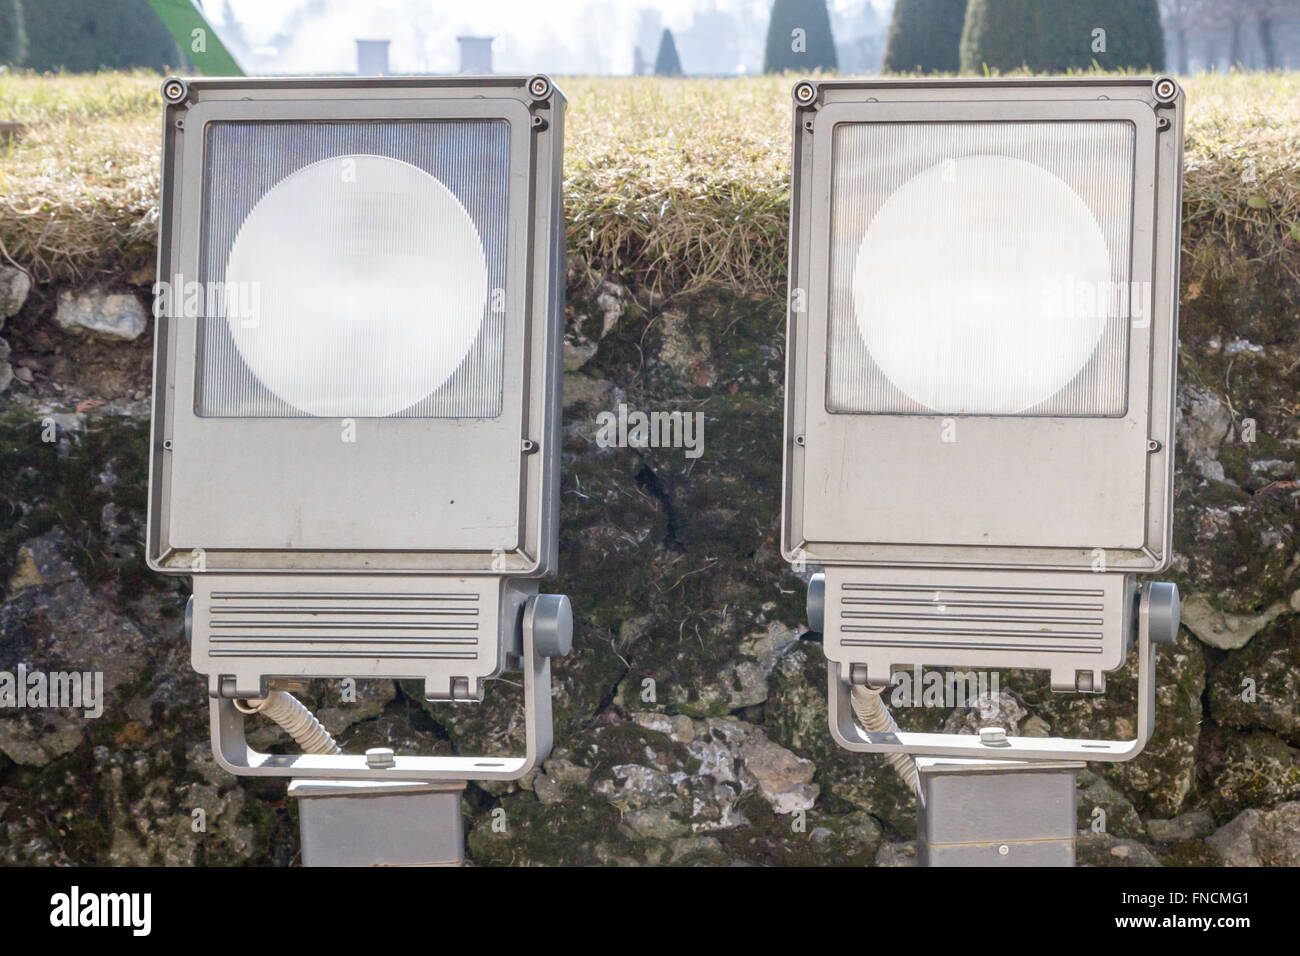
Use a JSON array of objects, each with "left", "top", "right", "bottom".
[
  {"left": 916, "top": 758, "right": 1084, "bottom": 867},
  {"left": 289, "top": 779, "right": 466, "bottom": 866}
]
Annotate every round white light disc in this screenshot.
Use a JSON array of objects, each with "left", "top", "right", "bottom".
[
  {"left": 853, "top": 154, "right": 1112, "bottom": 414},
  {"left": 224, "top": 154, "right": 488, "bottom": 417}
]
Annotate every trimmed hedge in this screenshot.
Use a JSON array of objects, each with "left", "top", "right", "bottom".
[
  {"left": 883, "top": 0, "right": 968, "bottom": 74},
  {"left": 21, "top": 0, "right": 184, "bottom": 73},
  {"left": 0, "top": 0, "right": 24, "bottom": 66},
  {"left": 654, "top": 28, "right": 683, "bottom": 77},
  {"left": 961, "top": 0, "right": 1165, "bottom": 74},
  {"left": 763, "top": 0, "right": 838, "bottom": 73}
]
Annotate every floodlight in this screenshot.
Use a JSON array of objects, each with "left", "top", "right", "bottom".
[
  {"left": 148, "top": 74, "right": 570, "bottom": 784},
  {"left": 782, "top": 76, "right": 1185, "bottom": 763}
]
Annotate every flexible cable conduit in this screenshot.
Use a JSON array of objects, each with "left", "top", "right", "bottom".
[
  {"left": 849, "top": 684, "right": 924, "bottom": 803},
  {"left": 234, "top": 690, "right": 341, "bottom": 756}
]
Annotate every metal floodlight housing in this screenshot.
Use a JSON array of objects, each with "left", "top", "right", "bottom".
[
  {"left": 782, "top": 76, "right": 1185, "bottom": 761},
  {"left": 147, "top": 75, "right": 568, "bottom": 781}
]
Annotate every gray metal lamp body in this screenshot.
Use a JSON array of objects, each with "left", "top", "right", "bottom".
[
  {"left": 781, "top": 76, "right": 1186, "bottom": 763},
  {"left": 151, "top": 75, "right": 570, "bottom": 782}
]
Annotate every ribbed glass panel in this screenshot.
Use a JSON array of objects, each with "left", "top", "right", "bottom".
[
  {"left": 196, "top": 120, "right": 509, "bottom": 418},
  {"left": 827, "top": 121, "right": 1136, "bottom": 416}
]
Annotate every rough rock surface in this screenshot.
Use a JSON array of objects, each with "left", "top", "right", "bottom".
[
  {"left": 54, "top": 291, "right": 148, "bottom": 341},
  {"left": 1, "top": 241, "right": 1298, "bottom": 863},
  {"left": 0, "top": 266, "right": 30, "bottom": 323},
  {"left": 1206, "top": 809, "right": 1261, "bottom": 866},
  {"left": 0, "top": 338, "right": 11, "bottom": 395}
]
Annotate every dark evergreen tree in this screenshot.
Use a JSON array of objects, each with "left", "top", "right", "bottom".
[
  {"left": 882, "top": 0, "right": 968, "bottom": 73},
  {"left": 23, "top": 0, "right": 186, "bottom": 73},
  {"left": 960, "top": 0, "right": 1165, "bottom": 74},
  {"left": 654, "top": 27, "right": 683, "bottom": 76},
  {"left": 0, "top": 0, "right": 26, "bottom": 67},
  {"left": 764, "top": 0, "right": 838, "bottom": 73}
]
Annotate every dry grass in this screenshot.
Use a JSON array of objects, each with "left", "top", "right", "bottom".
[
  {"left": 1177, "top": 72, "right": 1300, "bottom": 282},
  {"left": 562, "top": 75, "right": 792, "bottom": 296},
  {"left": 1, "top": 70, "right": 1297, "bottom": 293},
  {"left": 0, "top": 72, "right": 162, "bottom": 283}
]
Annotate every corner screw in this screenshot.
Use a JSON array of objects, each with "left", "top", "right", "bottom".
[
  {"left": 1152, "top": 76, "right": 1178, "bottom": 104},
  {"left": 527, "top": 74, "right": 552, "bottom": 100},
  {"left": 793, "top": 81, "right": 816, "bottom": 106},
  {"left": 161, "top": 77, "right": 189, "bottom": 105}
]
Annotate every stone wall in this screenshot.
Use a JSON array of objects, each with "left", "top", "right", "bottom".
[{"left": 1, "top": 246, "right": 1298, "bottom": 866}]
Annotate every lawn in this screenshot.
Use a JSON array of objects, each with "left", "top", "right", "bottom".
[{"left": 1, "top": 70, "right": 1297, "bottom": 292}]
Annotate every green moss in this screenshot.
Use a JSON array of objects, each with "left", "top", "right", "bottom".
[
  {"left": 467, "top": 790, "right": 631, "bottom": 865},
  {"left": 0, "top": 410, "right": 155, "bottom": 602},
  {"left": 1161, "top": 839, "right": 1222, "bottom": 867},
  {"left": 1201, "top": 729, "right": 1300, "bottom": 818}
]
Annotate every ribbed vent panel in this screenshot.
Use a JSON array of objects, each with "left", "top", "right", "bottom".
[
  {"left": 838, "top": 580, "right": 1107, "bottom": 655},
  {"left": 205, "top": 589, "right": 482, "bottom": 660}
]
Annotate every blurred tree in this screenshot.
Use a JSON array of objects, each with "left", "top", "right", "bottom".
[
  {"left": 883, "top": 0, "right": 968, "bottom": 73},
  {"left": 23, "top": 0, "right": 186, "bottom": 72},
  {"left": 1159, "top": 0, "right": 1200, "bottom": 72},
  {"left": 678, "top": 4, "right": 746, "bottom": 76},
  {"left": 0, "top": 0, "right": 26, "bottom": 67},
  {"left": 764, "top": 0, "right": 838, "bottom": 72},
  {"left": 961, "top": 0, "right": 1165, "bottom": 73},
  {"left": 654, "top": 28, "right": 683, "bottom": 76},
  {"left": 1198, "top": 0, "right": 1300, "bottom": 68}
]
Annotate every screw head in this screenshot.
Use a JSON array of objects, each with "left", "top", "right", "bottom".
[
  {"left": 1153, "top": 76, "right": 1178, "bottom": 104},
  {"left": 161, "top": 77, "right": 188, "bottom": 105},
  {"left": 365, "top": 747, "right": 396, "bottom": 769},
  {"left": 793, "top": 81, "right": 816, "bottom": 106},
  {"left": 998, "top": 844, "right": 1010, "bottom": 856},
  {"left": 527, "top": 75, "right": 552, "bottom": 100}
]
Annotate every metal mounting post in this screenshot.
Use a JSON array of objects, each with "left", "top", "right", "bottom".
[
  {"left": 290, "top": 779, "right": 467, "bottom": 867},
  {"left": 916, "top": 758, "right": 1084, "bottom": 866}
]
